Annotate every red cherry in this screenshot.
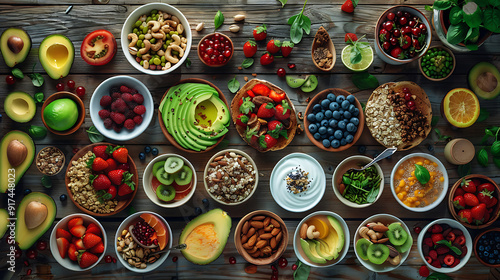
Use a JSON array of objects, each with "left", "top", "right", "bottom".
[
  {"left": 404, "top": 93, "right": 411, "bottom": 101},
  {"left": 105, "top": 255, "right": 113, "bottom": 263},
  {"left": 6, "top": 75, "right": 15, "bottom": 85},
  {"left": 412, "top": 27, "right": 422, "bottom": 37},
  {"left": 287, "top": 63, "right": 296, "bottom": 69},
  {"left": 407, "top": 100, "right": 416, "bottom": 109},
  {"left": 67, "top": 80, "right": 76, "bottom": 89},
  {"left": 414, "top": 226, "right": 422, "bottom": 234},
  {"left": 112, "top": 257, "right": 117, "bottom": 263},
  {"left": 172, "top": 256, "right": 178, "bottom": 262},
  {"left": 56, "top": 82, "right": 65, "bottom": 91},
  {"left": 390, "top": 37, "right": 398, "bottom": 46},
  {"left": 382, "top": 41, "right": 391, "bottom": 50},
  {"left": 408, "top": 20, "right": 417, "bottom": 27},
  {"left": 399, "top": 17, "right": 408, "bottom": 25},
  {"left": 26, "top": 249, "right": 37, "bottom": 259},
  {"left": 393, "top": 29, "right": 401, "bottom": 37},
  {"left": 229, "top": 256, "right": 236, "bottom": 264},
  {"left": 402, "top": 87, "right": 410, "bottom": 93},
  {"left": 387, "top": 12, "right": 395, "bottom": 21},
  {"left": 383, "top": 21, "right": 394, "bottom": 31},
  {"left": 292, "top": 264, "right": 298, "bottom": 270},
  {"left": 396, "top": 11, "right": 403, "bottom": 18},
  {"left": 36, "top": 240, "right": 47, "bottom": 251},
  {"left": 277, "top": 68, "right": 286, "bottom": 77},
  {"left": 76, "top": 86, "right": 86, "bottom": 97},
  {"left": 278, "top": 257, "right": 288, "bottom": 268},
  {"left": 419, "top": 23, "right": 427, "bottom": 32}
]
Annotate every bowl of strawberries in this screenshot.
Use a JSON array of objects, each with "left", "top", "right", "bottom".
[
  {"left": 448, "top": 174, "right": 500, "bottom": 229},
  {"left": 50, "top": 214, "right": 107, "bottom": 271}
]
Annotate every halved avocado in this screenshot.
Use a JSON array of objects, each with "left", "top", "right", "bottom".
[
  {"left": 0, "top": 28, "right": 31, "bottom": 67},
  {"left": 39, "top": 34, "right": 74, "bottom": 79},
  {"left": 4, "top": 92, "right": 36, "bottom": 123},
  {"left": 15, "top": 192, "right": 56, "bottom": 250},
  {"left": 468, "top": 62, "right": 500, "bottom": 99},
  {"left": 0, "top": 131, "right": 35, "bottom": 193},
  {"left": 0, "top": 208, "right": 8, "bottom": 239},
  {"left": 179, "top": 208, "right": 231, "bottom": 265}
]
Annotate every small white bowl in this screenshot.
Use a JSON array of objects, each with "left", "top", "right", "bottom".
[
  {"left": 203, "top": 149, "right": 258, "bottom": 206},
  {"left": 353, "top": 214, "right": 411, "bottom": 273},
  {"left": 293, "top": 211, "right": 350, "bottom": 268},
  {"left": 50, "top": 214, "right": 107, "bottom": 271},
  {"left": 417, "top": 218, "right": 472, "bottom": 273},
  {"left": 332, "top": 155, "right": 384, "bottom": 208},
  {"left": 115, "top": 211, "right": 173, "bottom": 273},
  {"left": 121, "top": 3, "right": 192, "bottom": 75},
  {"left": 390, "top": 153, "right": 448, "bottom": 212},
  {"left": 142, "top": 153, "right": 196, "bottom": 208},
  {"left": 89, "top": 75, "right": 154, "bottom": 141}
]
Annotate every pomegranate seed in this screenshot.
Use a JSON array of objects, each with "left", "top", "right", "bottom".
[
  {"left": 67, "top": 80, "right": 76, "bottom": 89},
  {"left": 271, "top": 275, "right": 278, "bottom": 280},
  {"left": 407, "top": 100, "right": 415, "bottom": 108},
  {"left": 6, "top": 75, "right": 15, "bottom": 85},
  {"left": 292, "top": 264, "right": 298, "bottom": 270},
  {"left": 112, "top": 257, "right": 117, "bottom": 263},
  {"left": 56, "top": 82, "right": 65, "bottom": 91},
  {"left": 24, "top": 260, "right": 29, "bottom": 267},
  {"left": 27, "top": 269, "right": 32, "bottom": 276},
  {"left": 402, "top": 87, "right": 410, "bottom": 93},
  {"left": 14, "top": 248, "right": 22, "bottom": 259},
  {"left": 287, "top": 63, "right": 296, "bottom": 69},
  {"left": 105, "top": 255, "right": 113, "bottom": 263},
  {"left": 76, "top": 86, "right": 86, "bottom": 97},
  {"left": 271, "top": 264, "right": 277, "bottom": 271},
  {"left": 272, "top": 269, "right": 279, "bottom": 276},
  {"left": 414, "top": 226, "right": 422, "bottom": 234},
  {"left": 229, "top": 256, "right": 236, "bottom": 264},
  {"left": 36, "top": 240, "right": 47, "bottom": 251},
  {"left": 72, "top": 148, "right": 79, "bottom": 154},
  {"left": 278, "top": 257, "right": 288, "bottom": 268},
  {"left": 26, "top": 249, "right": 37, "bottom": 259},
  {"left": 404, "top": 93, "right": 411, "bottom": 101},
  {"left": 277, "top": 68, "right": 286, "bottom": 77},
  {"left": 172, "top": 256, "right": 178, "bottom": 262}
]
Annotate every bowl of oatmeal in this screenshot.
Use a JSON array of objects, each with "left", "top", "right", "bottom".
[
  {"left": 203, "top": 149, "right": 258, "bottom": 205},
  {"left": 390, "top": 153, "right": 448, "bottom": 212}
]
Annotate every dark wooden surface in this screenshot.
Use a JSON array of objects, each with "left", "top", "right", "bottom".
[{"left": 1, "top": 0, "right": 499, "bottom": 279}]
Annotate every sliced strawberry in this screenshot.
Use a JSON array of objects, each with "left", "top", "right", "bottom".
[
  {"left": 79, "top": 252, "right": 99, "bottom": 269},
  {"left": 74, "top": 239, "right": 86, "bottom": 251},
  {"left": 68, "top": 244, "right": 78, "bottom": 261},
  {"left": 56, "top": 237, "right": 69, "bottom": 259},
  {"left": 83, "top": 233, "right": 102, "bottom": 249},
  {"left": 67, "top": 217, "right": 83, "bottom": 230},
  {"left": 89, "top": 241, "right": 105, "bottom": 254},
  {"left": 86, "top": 223, "right": 101, "bottom": 236},
  {"left": 56, "top": 228, "right": 72, "bottom": 240},
  {"left": 70, "top": 225, "right": 86, "bottom": 238}
]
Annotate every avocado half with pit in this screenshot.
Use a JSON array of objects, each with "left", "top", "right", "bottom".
[
  {"left": 0, "top": 131, "right": 35, "bottom": 193},
  {"left": 4, "top": 91, "right": 36, "bottom": 123},
  {"left": 179, "top": 208, "right": 231, "bottom": 265},
  {"left": 468, "top": 62, "right": 500, "bottom": 100},
  {"left": 15, "top": 192, "right": 56, "bottom": 250},
  {"left": 0, "top": 28, "right": 31, "bottom": 67},
  {"left": 39, "top": 34, "right": 74, "bottom": 79}
]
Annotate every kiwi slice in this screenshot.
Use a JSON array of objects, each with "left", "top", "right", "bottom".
[
  {"left": 386, "top": 223, "right": 408, "bottom": 247},
  {"left": 300, "top": 75, "right": 318, "bottom": 93},
  {"left": 356, "top": 238, "right": 373, "bottom": 261},
  {"left": 286, "top": 75, "right": 307, "bottom": 88},
  {"left": 395, "top": 233, "right": 413, "bottom": 253},
  {"left": 174, "top": 165, "right": 193, "bottom": 185},
  {"left": 164, "top": 156, "right": 184, "bottom": 174},
  {"left": 366, "top": 243, "right": 390, "bottom": 265},
  {"left": 156, "top": 168, "right": 175, "bottom": 185},
  {"left": 153, "top": 160, "right": 166, "bottom": 175},
  {"left": 156, "top": 184, "right": 176, "bottom": 202}
]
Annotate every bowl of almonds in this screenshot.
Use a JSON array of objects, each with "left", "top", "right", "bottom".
[{"left": 234, "top": 210, "right": 288, "bottom": 265}]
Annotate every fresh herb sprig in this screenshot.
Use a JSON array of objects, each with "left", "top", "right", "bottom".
[
  {"left": 87, "top": 126, "right": 104, "bottom": 143},
  {"left": 346, "top": 34, "right": 370, "bottom": 65},
  {"left": 214, "top": 11, "right": 224, "bottom": 30},
  {"left": 341, "top": 166, "right": 382, "bottom": 204},
  {"left": 288, "top": 0, "right": 311, "bottom": 44},
  {"left": 477, "top": 126, "right": 500, "bottom": 168}
]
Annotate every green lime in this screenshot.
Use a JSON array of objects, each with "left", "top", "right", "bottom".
[
  {"left": 43, "top": 98, "right": 78, "bottom": 131},
  {"left": 341, "top": 44, "right": 373, "bottom": 72}
]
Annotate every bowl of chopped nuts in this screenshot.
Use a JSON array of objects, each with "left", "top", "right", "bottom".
[
  {"left": 203, "top": 149, "right": 258, "bottom": 206},
  {"left": 36, "top": 146, "right": 65, "bottom": 176}
]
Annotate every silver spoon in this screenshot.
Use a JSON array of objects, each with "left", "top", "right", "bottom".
[
  {"left": 348, "top": 147, "right": 397, "bottom": 172},
  {"left": 149, "top": 243, "right": 187, "bottom": 256}
]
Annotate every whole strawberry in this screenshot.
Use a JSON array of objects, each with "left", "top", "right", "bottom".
[
  {"left": 253, "top": 25, "right": 267, "bottom": 41},
  {"left": 268, "top": 120, "right": 288, "bottom": 139},
  {"left": 235, "top": 113, "right": 250, "bottom": 127},
  {"left": 266, "top": 39, "right": 281, "bottom": 54},
  {"left": 79, "top": 252, "right": 99, "bottom": 269},
  {"left": 91, "top": 157, "right": 108, "bottom": 172},
  {"left": 92, "top": 174, "right": 111, "bottom": 190},
  {"left": 344, "top": 33, "right": 358, "bottom": 42},
  {"left": 458, "top": 209, "right": 473, "bottom": 223},
  {"left": 257, "top": 103, "right": 275, "bottom": 119},
  {"left": 341, "top": 0, "right": 358, "bottom": 13},
  {"left": 471, "top": 203, "right": 487, "bottom": 222},
  {"left": 461, "top": 178, "right": 479, "bottom": 193},
  {"left": 118, "top": 182, "right": 135, "bottom": 196},
  {"left": 259, "top": 134, "right": 278, "bottom": 150},
  {"left": 274, "top": 100, "right": 291, "bottom": 121},
  {"left": 108, "top": 169, "right": 125, "bottom": 186},
  {"left": 464, "top": 192, "right": 479, "bottom": 207},
  {"left": 260, "top": 52, "right": 274, "bottom": 66},
  {"left": 281, "top": 41, "right": 294, "bottom": 57},
  {"left": 108, "top": 146, "right": 128, "bottom": 163},
  {"left": 243, "top": 40, "right": 257, "bottom": 57},
  {"left": 452, "top": 195, "right": 465, "bottom": 210},
  {"left": 93, "top": 145, "right": 108, "bottom": 160}
]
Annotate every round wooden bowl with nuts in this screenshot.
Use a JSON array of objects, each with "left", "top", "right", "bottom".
[
  {"left": 36, "top": 146, "right": 65, "bottom": 176},
  {"left": 234, "top": 210, "right": 288, "bottom": 265}
]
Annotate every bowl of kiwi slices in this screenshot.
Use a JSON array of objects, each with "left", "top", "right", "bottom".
[
  {"left": 353, "top": 214, "right": 413, "bottom": 273},
  {"left": 142, "top": 153, "right": 196, "bottom": 208}
]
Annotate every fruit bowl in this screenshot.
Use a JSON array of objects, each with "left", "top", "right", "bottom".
[
  {"left": 390, "top": 153, "right": 448, "bottom": 212},
  {"left": 142, "top": 153, "right": 196, "bottom": 208},
  {"left": 473, "top": 228, "right": 500, "bottom": 267},
  {"left": 197, "top": 33, "right": 234, "bottom": 67},
  {"left": 418, "top": 45, "right": 456, "bottom": 81},
  {"left": 417, "top": 218, "right": 472, "bottom": 273},
  {"left": 293, "top": 211, "right": 350, "bottom": 268},
  {"left": 115, "top": 211, "right": 173, "bottom": 273},
  {"left": 234, "top": 210, "right": 288, "bottom": 265},
  {"left": 50, "top": 213, "right": 107, "bottom": 271},
  {"left": 120, "top": 3, "right": 192, "bottom": 75},
  {"left": 332, "top": 155, "right": 384, "bottom": 208},
  {"left": 448, "top": 174, "right": 500, "bottom": 229},
  {"left": 203, "top": 149, "right": 258, "bottom": 205},
  {"left": 158, "top": 78, "right": 230, "bottom": 153},
  {"left": 89, "top": 75, "right": 154, "bottom": 141},
  {"left": 64, "top": 143, "right": 138, "bottom": 216},
  {"left": 353, "top": 214, "right": 411, "bottom": 273},
  {"left": 304, "top": 88, "right": 364, "bottom": 152},
  {"left": 41, "top": 91, "right": 85, "bottom": 136}
]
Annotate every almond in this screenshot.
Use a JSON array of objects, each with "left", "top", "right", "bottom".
[
  {"left": 247, "top": 234, "right": 257, "bottom": 247},
  {"left": 252, "top": 215, "right": 266, "bottom": 221},
  {"left": 242, "top": 221, "right": 250, "bottom": 235},
  {"left": 241, "top": 235, "right": 248, "bottom": 244},
  {"left": 259, "top": 233, "right": 273, "bottom": 240},
  {"left": 299, "top": 223, "right": 308, "bottom": 239},
  {"left": 264, "top": 225, "right": 274, "bottom": 232},
  {"left": 246, "top": 227, "right": 256, "bottom": 238},
  {"left": 270, "top": 219, "right": 280, "bottom": 228},
  {"left": 276, "top": 231, "right": 283, "bottom": 243},
  {"left": 255, "top": 240, "right": 267, "bottom": 249},
  {"left": 258, "top": 229, "right": 265, "bottom": 235},
  {"left": 233, "top": 14, "right": 246, "bottom": 21},
  {"left": 270, "top": 237, "right": 277, "bottom": 249},
  {"left": 246, "top": 246, "right": 258, "bottom": 254},
  {"left": 242, "top": 242, "right": 253, "bottom": 250},
  {"left": 271, "top": 227, "right": 281, "bottom": 236},
  {"left": 245, "top": 265, "right": 258, "bottom": 274},
  {"left": 250, "top": 251, "right": 261, "bottom": 258},
  {"left": 250, "top": 221, "right": 264, "bottom": 229},
  {"left": 214, "top": 156, "right": 224, "bottom": 161},
  {"left": 372, "top": 225, "right": 389, "bottom": 232},
  {"left": 263, "top": 217, "right": 271, "bottom": 227}
]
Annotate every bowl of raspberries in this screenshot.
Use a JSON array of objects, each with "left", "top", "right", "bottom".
[{"left": 90, "top": 76, "right": 154, "bottom": 141}]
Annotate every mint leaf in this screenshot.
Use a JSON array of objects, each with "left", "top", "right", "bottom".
[{"left": 228, "top": 76, "right": 240, "bottom": 93}]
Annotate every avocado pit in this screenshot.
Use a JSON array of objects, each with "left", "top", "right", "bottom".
[
  {"left": 477, "top": 72, "right": 498, "bottom": 93},
  {"left": 7, "top": 36, "right": 24, "bottom": 54},
  {"left": 25, "top": 201, "right": 48, "bottom": 229},
  {"left": 7, "top": 139, "right": 27, "bottom": 167}
]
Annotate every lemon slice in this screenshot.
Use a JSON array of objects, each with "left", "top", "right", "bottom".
[{"left": 341, "top": 44, "right": 374, "bottom": 72}]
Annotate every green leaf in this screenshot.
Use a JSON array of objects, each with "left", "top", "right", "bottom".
[
  {"left": 436, "top": 240, "right": 462, "bottom": 255},
  {"left": 426, "top": 272, "right": 453, "bottom": 280},
  {"left": 214, "top": 10, "right": 224, "bottom": 30},
  {"left": 457, "top": 163, "right": 471, "bottom": 177},
  {"left": 87, "top": 126, "right": 104, "bottom": 143},
  {"left": 34, "top": 92, "right": 45, "bottom": 104},
  {"left": 227, "top": 76, "right": 240, "bottom": 93},
  {"left": 300, "top": 14, "right": 311, "bottom": 35},
  {"left": 366, "top": 186, "right": 380, "bottom": 203},
  {"left": 431, "top": 116, "right": 440, "bottom": 126},
  {"left": 241, "top": 58, "right": 254, "bottom": 69},
  {"left": 28, "top": 125, "right": 47, "bottom": 140},
  {"left": 277, "top": 0, "right": 288, "bottom": 7},
  {"left": 489, "top": 0, "right": 500, "bottom": 7},
  {"left": 449, "top": 6, "right": 463, "bottom": 25},
  {"left": 477, "top": 148, "right": 489, "bottom": 167},
  {"left": 352, "top": 72, "right": 379, "bottom": 90},
  {"left": 477, "top": 108, "right": 490, "bottom": 122},
  {"left": 491, "top": 141, "right": 500, "bottom": 157},
  {"left": 483, "top": 7, "right": 500, "bottom": 33},
  {"left": 293, "top": 260, "right": 310, "bottom": 280},
  {"left": 41, "top": 175, "right": 52, "bottom": 188},
  {"left": 29, "top": 73, "right": 44, "bottom": 87},
  {"left": 463, "top": 2, "right": 483, "bottom": 28},
  {"left": 127, "top": 206, "right": 137, "bottom": 215},
  {"left": 434, "top": 128, "right": 451, "bottom": 141},
  {"left": 475, "top": 0, "right": 490, "bottom": 7},
  {"left": 290, "top": 15, "right": 304, "bottom": 44},
  {"left": 447, "top": 23, "right": 469, "bottom": 45},
  {"left": 287, "top": 14, "right": 298, "bottom": 25},
  {"left": 185, "top": 57, "right": 191, "bottom": 68},
  {"left": 12, "top": 68, "right": 24, "bottom": 79},
  {"left": 466, "top": 44, "right": 479, "bottom": 51},
  {"left": 414, "top": 164, "right": 431, "bottom": 185},
  {"left": 350, "top": 45, "right": 362, "bottom": 65}
]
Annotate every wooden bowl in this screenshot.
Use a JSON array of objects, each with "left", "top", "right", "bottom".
[
  {"left": 41, "top": 91, "right": 85, "bottom": 136},
  {"left": 303, "top": 88, "right": 364, "bottom": 152},
  {"left": 448, "top": 174, "right": 500, "bottom": 229},
  {"left": 311, "top": 26, "right": 335, "bottom": 71},
  {"left": 36, "top": 146, "right": 65, "bottom": 176},
  {"left": 366, "top": 81, "right": 432, "bottom": 151},
  {"left": 65, "top": 143, "right": 138, "bottom": 216},
  {"left": 473, "top": 228, "right": 500, "bottom": 267},
  {"left": 418, "top": 45, "right": 456, "bottom": 81},
  {"left": 197, "top": 33, "right": 233, "bottom": 67},
  {"left": 158, "top": 78, "right": 229, "bottom": 153},
  {"left": 234, "top": 210, "right": 288, "bottom": 265}
]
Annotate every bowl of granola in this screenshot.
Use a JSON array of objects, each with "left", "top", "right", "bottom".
[
  {"left": 203, "top": 149, "right": 258, "bottom": 205},
  {"left": 65, "top": 143, "right": 138, "bottom": 216}
]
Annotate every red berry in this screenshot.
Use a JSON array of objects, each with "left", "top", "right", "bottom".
[
  {"left": 112, "top": 257, "right": 117, "bottom": 263},
  {"left": 105, "top": 255, "right": 113, "bottom": 263},
  {"left": 14, "top": 248, "right": 22, "bottom": 259},
  {"left": 404, "top": 93, "right": 411, "bottom": 101},
  {"left": 278, "top": 257, "right": 288, "bottom": 268},
  {"left": 24, "top": 260, "right": 29, "bottom": 267},
  {"left": 56, "top": 82, "right": 65, "bottom": 91},
  {"left": 6, "top": 75, "right": 15, "bottom": 85},
  {"left": 27, "top": 269, "right": 32, "bottom": 276},
  {"left": 26, "top": 249, "right": 37, "bottom": 259},
  {"left": 419, "top": 265, "right": 430, "bottom": 277},
  {"left": 277, "top": 68, "right": 286, "bottom": 77},
  {"left": 229, "top": 256, "right": 236, "bottom": 264},
  {"left": 76, "top": 86, "right": 86, "bottom": 97},
  {"left": 36, "top": 240, "right": 48, "bottom": 251},
  {"left": 387, "top": 12, "right": 395, "bottom": 21},
  {"left": 271, "top": 264, "right": 277, "bottom": 271},
  {"left": 399, "top": 16, "right": 408, "bottom": 25},
  {"left": 172, "top": 256, "right": 178, "bottom": 262},
  {"left": 402, "top": 87, "right": 410, "bottom": 93},
  {"left": 292, "top": 264, "right": 298, "bottom": 270},
  {"left": 67, "top": 80, "right": 76, "bottom": 89},
  {"left": 133, "top": 105, "right": 146, "bottom": 115},
  {"left": 287, "top": 63, "right": 296, "bottom": 69},
  {"left": 407, "top": 100, "right": 415, "bottom": 108},
  {"left": 413, "top": 226, "right": 422, "bottom": 234},
  {"left": 72, "top": 148, "right": 79, "bottom": 154}
]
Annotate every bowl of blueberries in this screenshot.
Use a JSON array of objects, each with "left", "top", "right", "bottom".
[
  {"left": 474, "top": 228, "right": 500, "bottom": 267},
  {"left": 304, "top": 88, "right": 364, "bottom": 151}
]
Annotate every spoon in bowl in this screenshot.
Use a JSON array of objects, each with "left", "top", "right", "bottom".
[{"left": 348, "top": 147, "right": 397, "bottom": 172}]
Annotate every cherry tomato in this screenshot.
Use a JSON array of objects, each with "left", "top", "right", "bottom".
[
  {"left": 172, "top": 256, "right": 178, "bottom": 262},
  {"left": 396, "top": 11, "right": 403, "bottom": 18},
  {"left": 56, "top": 82, "right": 65, "bottom": 91},
  {"left": 414, "top": 226, "right": 422, "bottom": 234},
  {"left": 407, "top": 100, "right": 415, "bottom": 108},
  {"left": 6, "top": 75, "right": 15, "bottom": 85},
  {"left": 67, "top": 80, "right": 76, "bottom": 89},
  {"left": 105, "top": 255, "right": 113, "bottom": 263},
  {"left": 277, "top": 68, "right": 286, "bottom": 77},
  {"left": 76, "top": 86, "right": 86, "bottom": 97},
  {"left": 292, "top": 264, "right": 298, "bottom": 270},
  {"left": 81, "top": 29, "right": 117, "bottom": 66},
  {"left": 404, "top": 93, "right": 411, "bottom": 101}
]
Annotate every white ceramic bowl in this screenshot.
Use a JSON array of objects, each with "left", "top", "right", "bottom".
[
  {"left": 293, "top": 211, "right": 350, "bottom": 268},
  {"left": 142, "top": 153, "right": 196, "bottom": 208},
  {"left": 332, "top": 155, "right": 384, "bottom": 208},
  {"left": 353, "top": 214, "right": 412, "bottom": 273},
  {"left": 203, "top": 149, "right": 258, "bottom": 206},
  {"left": 417, "top": 218, "right": 472, "bottom": 273},
  {"left": 374, "top": 5, "right": 432, "bottom": 65},
  {"left": 50, "top": 214, "right": 107, "bottom": 271},
  {"left": 115, "top": 211, "right": 173, "bottom": 273},
  {"left": 390, "top": 153, "right": 448, "bottom": 212},
  {"left": 121, "top": 3, "right": 192, "bottom": 75},
  {"left": 89, "top": 75, "right": 154, "bottom": 141}
]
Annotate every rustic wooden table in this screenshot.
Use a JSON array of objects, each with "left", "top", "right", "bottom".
[{"left": 1, "top": 0, "right": 499, "bottom": 279}]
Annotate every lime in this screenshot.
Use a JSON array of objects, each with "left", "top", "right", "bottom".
[
  {"left": 341, "top": 44, "right": 374, "bottom": 72},
  {"left": 43, "top": 98, "right": 78, "bottom": 131}
]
